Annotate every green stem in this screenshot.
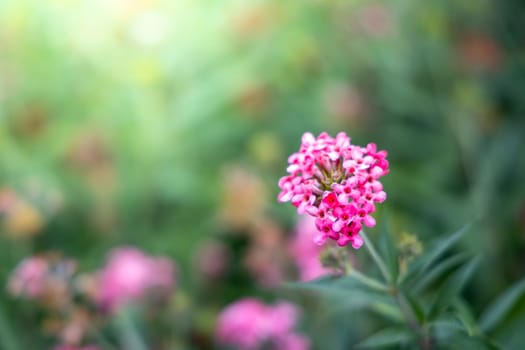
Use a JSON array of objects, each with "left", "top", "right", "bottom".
[
  {"left": 328, "top": 244, "right": 389, "bottom": 293},
  {"left": 361, "top": 230, "right": 432, "bottom": 349},
  {"left": 0, "top": 301, "right": 21, "bottom": 350},
  {"left": 349, "top": 269, "right": 390, "bottom": 293},
  {"left": 114, "top": 308, "right": 148, "bottom": 350},
  {"left": 394, "top": 290, "right": 420, "bottom": 331},
  {"left": 89, "top": 323, "right": 119, "bottom": 350},
  {"left": 361, "top": 230, "right": 392, "bottom": 284}
]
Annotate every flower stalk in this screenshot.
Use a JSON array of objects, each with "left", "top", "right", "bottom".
[{"left": 361, "top": 230, "right": 432, "bottom": 350}]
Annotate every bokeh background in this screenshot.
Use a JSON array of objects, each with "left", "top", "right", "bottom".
[{"left": 0, "top": 0, "right": 524, "bottom": 349}]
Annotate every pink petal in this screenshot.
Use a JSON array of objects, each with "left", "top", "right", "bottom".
[
  {"left": 313, "top": 233, "right": 328, "bottom": 246},
  {"left": 351, "top": 234, "right": 364, "bottom": 249},
  {"left": 337, "top": 235, "right": 352, "bottom": 247},
  {"left": 363, "top": 215, "right": 376, "bottom": 227},
  {"left": 278, "top": 191, "right": 293, "bottom": 202}
]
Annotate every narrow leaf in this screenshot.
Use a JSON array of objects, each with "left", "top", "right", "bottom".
[
  {"left": 479, "top": 277, "right": 525, "bottom": 333},
  {"left": 369, "top": 301, "right": 404, "bottom": 323},
  {"left": 452, "top": 299, "right": 480, "bottom": 336},
  {"left": 431, "top": 315, "right": 501, "bottom": 349},
  {"left": 405, "top": 293, "right": 426, "bottom": 323},
  {"left": 378, "top": 214, "right": 399, "bottom": 283},
  {"left": 420, "top": 222, "right": 473, "bottom": 273},
  {"left": 429, "top": 256, "right": 480, "bottom": 319},
  {"left": 284, "top": 273, "right": 388, "bottom": 295},
  {"left": 355, "top": 328, "right": 414, "bottom": 348},
  {"left": 413, "top": 253, "right": 470, "bottom": 293},
  {"left": 430, "top": 317, "right": 465, "bottom": 340},
  {"left": 445, "top": 333, "right": 502, "bottom": 350}
]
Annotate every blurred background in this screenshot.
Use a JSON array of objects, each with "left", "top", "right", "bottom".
[{"left": 0, "top": 0, "right": 524, "bottom": 349}]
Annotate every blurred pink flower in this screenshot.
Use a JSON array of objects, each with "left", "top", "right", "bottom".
[
  {"left": 323, "top": 83, "right": 366, "bottom": 125},
  {"left": 7, "top": 256, "right": 49, "bottom": 298},
  {"left": 8, "top": 255, "right": 76, "bottom": 312},
  {"left": 0, "top": 188, "right": 16, "bottom": 213},
  {"left": 54, "top": 345, "right": 100, "bottom": 350},
  {"left": 289, "top": 216, "right": 335, "bottom": 281},
  {"left": 244, "top": 219, "right": 287, "bottom": 288},
  {"left": 193, "top": 240, "right": 231, "bottom": 280},
  {"left": 358, "top": 4, "right": 395, "bottom": 37},
  {"left": 215, "top": 298, "right": 309, "bottom": 350},
  {"left": 96, "top": 247, "right": 175, "bottom": 312},
  {"left": 218, "top": 165, "right": 268, "bottom": 231}
]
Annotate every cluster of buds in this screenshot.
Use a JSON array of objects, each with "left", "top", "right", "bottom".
[{"left": 278, "top": 132, "right": 389, "bottom": 248}]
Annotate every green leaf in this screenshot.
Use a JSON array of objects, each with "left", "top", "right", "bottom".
[
  {"left": 413, "top": 253, "right": 470, "bottom": 293},
  {"left": 324, "top": 296, "right": 404, "bottom": 324},
  {"left": 284, "top": 273, "right": 388, "bottom": 295},
  {"left": 284, "top": 275, "right": 360, "bottom": 294},
  {"left": 369, "top": 301, "right": 405, "bottom": 324},
  {"left": 429, "top": 256, "right": 481, "bottom": 319},
  {"left": 423, "top": 222, "right": 473, "bottom": 270},
  {"left": 355, "top": 328, "right": 415, "bottom": 348},
  {"left": 405, "top": 222, "right": 474, "bottom": 284},
  {"left": 440, "top": 333, "right": 502, "bottom": 350},
  {"left": 479, "top": 277, "right": 525, "bottom": 333},
  {"left": 405, "top": 293, "right": 426, "bottom": 323},
  {"left": 430, "top": 316, "right": 466, "bottom": 340},
  {"left": 431, "top": 315, "right": 501, "bottom": 349},
  {"left": 452, "top": 299, "right": 480, "bottom": 336},
  {"left": 440, "top": 256, "right": 480, "bottom": 299},
  {"left": 378, "top": 215, "right": 399, "bottom": 283},
  {"left": 323, "top": 289, "right": 388, "bottom": 311},
  {"left": 285, "top": 276, "right": 403, "bottom": 322},
  {"left": 284, "top": 277, "right": 381, "bottom": 308}
]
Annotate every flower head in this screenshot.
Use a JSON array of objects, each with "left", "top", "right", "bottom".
[
  {"left": 215, "top": 298, "right": 309, "bottom": 350},
  {"left": 278, "top": 132, "right": 388, "bottom": 248}
]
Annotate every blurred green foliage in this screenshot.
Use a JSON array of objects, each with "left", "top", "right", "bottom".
[{"left": 0, "top": 0, "right": 524, "bottom": 349}]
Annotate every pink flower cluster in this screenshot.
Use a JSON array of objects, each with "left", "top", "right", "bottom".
[
  {"left": 278, "top": 132, "right": 389, "bottom": 248},
  {"left": 289, "top": 216, "right": 335, "bottom": 281},
  {"left": 216, "top": 298, "right": 309, "bottom": 350},
  {"left": 96, "top": 247, "right": 175, "bottom": 312},
  {"left": 54, "top": 345, "right": 99, "bottom": 350},
  {"left": 7, "top": 256, "right": 75, "bottom": 301},
  {"left": 7, "top": 256, "right": 49, "bottom": 298}
]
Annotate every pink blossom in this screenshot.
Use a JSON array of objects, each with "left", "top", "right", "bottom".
[
  {"left": 358, "top": 4, "right": 396, "bottom": 38},
  {"left": 278, "top": 132, "right": 389, "bottom": 248},
  {"left": 193, "top": 240, "right": 231, "bottom": 280},
  {"left": 7, "top": 257, "right": 49, "bottom": 298},
  {"left": 244, "top": 219, "right": 288, "bottom": 288},
  {"left": 54, "top": 345, "right": 100, "bottom": 350},
  {"left": 7, "top": 255, "right": 76, "bottom": 310},
  {"left": 96, "top": 247, "right": 175, "bottom": 312},
  {"left": 215, "top": 298, "right": 309, "bottom": 350},
  {"left": 289, "top": 216, "right": 335, "bottom": 281}
]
